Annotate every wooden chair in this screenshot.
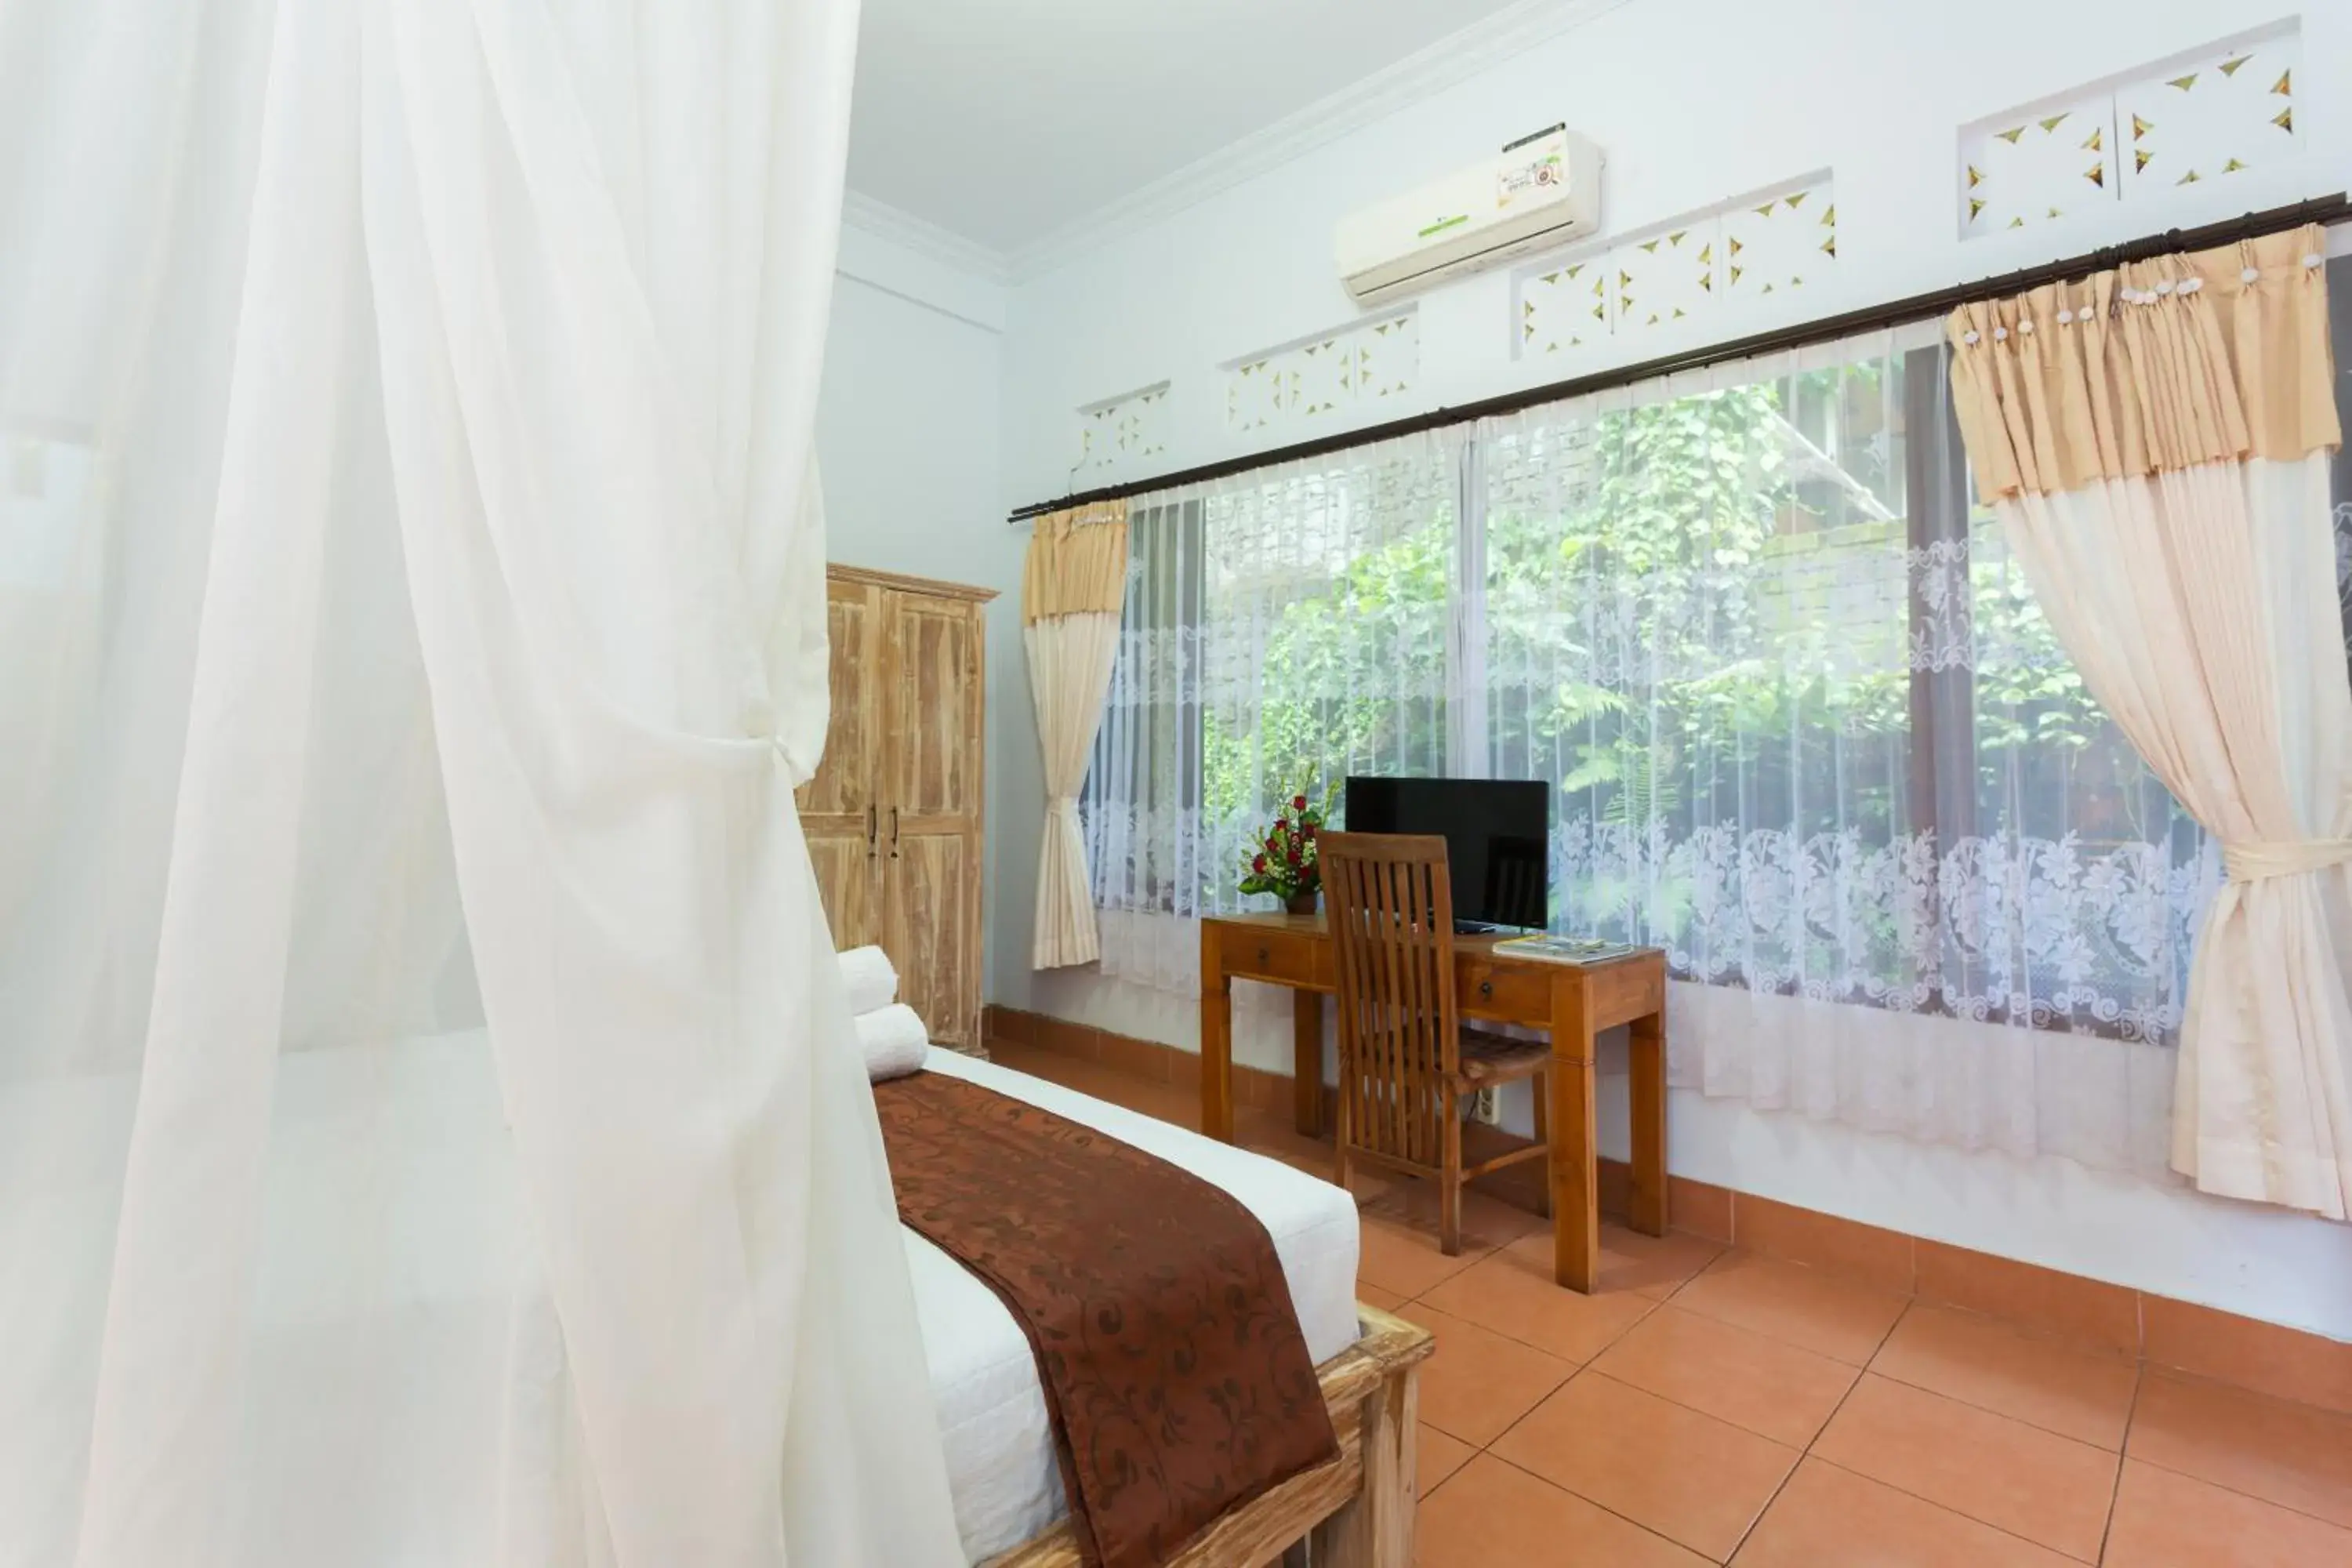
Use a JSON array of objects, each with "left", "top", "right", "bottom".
[{"left": 1319, "top": 832, "right": 1553, "bottom": 1255}]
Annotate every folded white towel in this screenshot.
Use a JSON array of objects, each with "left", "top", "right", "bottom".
[
  {"left": 838, "top": 946, "right": 898, "bottom": 1018},
  {"left": 856, "top": 1004, "right": 930, "bottom": 1083}
]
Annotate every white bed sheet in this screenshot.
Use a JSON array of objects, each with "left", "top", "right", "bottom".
[
  {"left": 906, "top": 1049, "right": 1363, "bottom": 1565},
  {"left": 2, "top": 1036, "right": 1359, "bottom": 1566}
]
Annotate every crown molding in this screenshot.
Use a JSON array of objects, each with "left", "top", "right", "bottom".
[
  {"left": 1003, "top": 0, "right": 1633, "bottom": 281},
  {"left": 840, "top": 190, "right": 1011, "bottom": 285}
]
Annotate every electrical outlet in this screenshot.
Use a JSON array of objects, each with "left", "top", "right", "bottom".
[{"left": 1472, "top": 1087, "right": 1501, "bottom": 1125}]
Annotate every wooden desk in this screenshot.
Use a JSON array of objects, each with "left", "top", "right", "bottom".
[{"left": 1200, "top": 913, "right": 1668, "bottom": 1294}]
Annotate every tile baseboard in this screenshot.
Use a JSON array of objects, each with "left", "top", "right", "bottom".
[{"left": 982, "top": 1003, "right": 2352, "bottom": 1417}]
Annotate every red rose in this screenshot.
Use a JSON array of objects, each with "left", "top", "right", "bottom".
[
  {"left": 1301, "top": 822, "right": 1316, "bottom": 839},
  {"left": 1288, "top": 844, "right": 1303, "bottom": 866},
  {"left": 1292, "top": 794, "right": 1308, "bottom": 813},
  {"left": 1253, "top": 854, "right": 1268, "bottom": 873}
]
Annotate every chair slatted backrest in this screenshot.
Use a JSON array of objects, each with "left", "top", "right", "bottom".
[{"left": 1319, "top": 832, "right": 1461, "bottom": 1167}]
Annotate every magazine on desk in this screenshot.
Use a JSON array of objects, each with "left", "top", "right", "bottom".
[{"left": 1490, "top": 934, "right": 1641, "bottom": 965}]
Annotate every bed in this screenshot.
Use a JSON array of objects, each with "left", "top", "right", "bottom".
[
  {"left": 905, "top": 1050, "right": 1428, "bottom": 1567},
  {"left": 3, "top": 1033, "right": 1428, "bottom": 1566}
]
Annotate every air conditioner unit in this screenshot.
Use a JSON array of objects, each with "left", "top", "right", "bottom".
[{"left": 1337, "top": 126, "right": 1602, "bottom": 307}]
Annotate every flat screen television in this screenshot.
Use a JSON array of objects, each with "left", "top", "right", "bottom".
[{"left": 1341, "top": 776, "right": 1550, "bottom": 931}]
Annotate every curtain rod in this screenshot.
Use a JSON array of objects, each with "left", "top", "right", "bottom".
[{"left": 1008, "top": 193, "right": 2349, "bottom": 523}]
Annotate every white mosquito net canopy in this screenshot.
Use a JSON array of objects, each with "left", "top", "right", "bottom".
[{"left": 0, "top": 2, "right": 963, "bottom": 1563}]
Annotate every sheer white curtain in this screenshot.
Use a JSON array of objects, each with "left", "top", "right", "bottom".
[
  {"left": 1947, "top": 231, "right": 2352, "bottom": 1217},
  {"left": 1482, "top": 328, "right": 2210, "bottom": 1172},
  {"left": 0, "top": 3, "right": 960, "bottom": 1566},
  {"left": 1086, "top": 430, "right": 1464, "bottom": 994},
  {"left": 1081, "top": 321, "right": 2284, "bottom": 1174}
]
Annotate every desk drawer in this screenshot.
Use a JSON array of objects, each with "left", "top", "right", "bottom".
[
  {"left": 1459, "top": 959, "right": 1551, "bottom": 1025},
  {"left": 1225, "top": 928, "right": 1325, "bottom": 989}
]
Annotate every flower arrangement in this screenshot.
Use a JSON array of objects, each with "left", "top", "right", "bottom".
[{"left": 1238, "top": 786, "right": 1337, "bottom": 913}]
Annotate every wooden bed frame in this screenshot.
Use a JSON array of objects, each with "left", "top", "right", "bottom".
[{"left": 984, "top": 1303, "right": 1435, "bottom": 1568}]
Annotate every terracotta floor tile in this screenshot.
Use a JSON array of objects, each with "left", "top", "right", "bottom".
[
  {"left": 1732, "top": 1458, "right": 2078, "bottom": 1567},
  {"left": 1733, "top": 1194, "right": 1916, "bottom": 1293},
  {"left": 1234, "top": 1113, "right": 1342, "bottom": 1175},
  {"left": 1593, "top": 1304, "right": 1860, "bottom": 1448},
  {"left": 2102, "top": 1457, "right": 2352, "bottom": 1567},
  {"left": 1415, "top": 1423, "right": 1475, "bottom": 1502},
  {"left": 1592, "top": 1222, "right": 1729, "bottom": 1298},
  {"left": 1358, "top": 1179, "right": 1550, "bottom": 1247},
  {"left": 1812, "top": 1374, "right": 2118, "bottom": 1562},
  {"left": 1417, "top": 1239, "right": 1657, "bottom": 1364},
  {"left": 1392, "top": 1301, "right": 1576, "bottom": 1446},
  {"left": 2140, "top": 1297, "right": 2352, "bottom": 1418},
  {"left": 1356, "top": 1214, "right": 1495, "bottom": 1301},
  {"left": 1492, "top": 1370, "right": 1801, "bottom": 1562},
  {"left": 2126, "top": 1372, "right": 2352, "bottom": 1530},
  {"left": 1416, "top": 1454, "right": 1711, "bottom": 1568},
  {"left": 983, "top": 1040, "right": 1075, "bottom": 1078},
  {"left": 1355, "top": 1281, "right": 1408, "bottom": 1314},
  {"left": 1913, "top": 1240, "right": 2140, "bottom": 1357},
  {"left": 1668, "top": 1252, "right": 1910, "bottom": 1366},
  {"left": 1871, "top": 1304, "right": 2139, "bottom": 1450},
  {"left": 1484, "top": 1221, "right": 1721, "bottom": 1301},
  {"left": 999, "top": 1046, "right": 1177, "bottom": 1116},
  {"left": 1668, "top": 1176, "right": 1735, "bottom": 1244}
]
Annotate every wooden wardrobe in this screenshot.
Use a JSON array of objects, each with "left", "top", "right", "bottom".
[{"left": 796, "top": 564, "right": 994, "bottom": 1055}]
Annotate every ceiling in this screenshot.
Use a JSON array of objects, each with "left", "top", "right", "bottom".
[{"left": 845, "top": 0, "right": 1545, "bottom": 260}]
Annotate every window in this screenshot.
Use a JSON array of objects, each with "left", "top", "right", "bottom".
[
  {"left": 1085, "top": 432, "right": 1461, "bottom": 961},
  {"left": 1483, "top": 333, "right": 2209, "bottom": 1042},
  {"left": 1087, "top": 275, "right": 2352, "bottom": 1059}
]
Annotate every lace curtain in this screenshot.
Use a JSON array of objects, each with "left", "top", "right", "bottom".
[
  {"left": 1086, "top": 431, "right": 1464, "bottom": 993},
  {"left": 1487, "top": 328, "right": 2224, "bottom": 1169},
  {"left": 1083, "top": 308, "right": 2352, "bottom": 1172}
]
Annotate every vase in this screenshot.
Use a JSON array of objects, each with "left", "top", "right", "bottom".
[{"left": 1283, "top": 891, "right": 1320, "bottom": 917}]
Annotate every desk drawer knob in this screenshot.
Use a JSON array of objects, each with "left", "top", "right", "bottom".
[
  {"left": 1478, "top": 979, "right": 1494, "bottom": 999},
  {"left": 1256, "top": 946, "right": 1271, "bottom": 966}
]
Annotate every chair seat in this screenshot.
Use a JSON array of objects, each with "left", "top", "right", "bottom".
[{"left": 1454, "top": 1028, "right": 1551, "bottom": 1085}]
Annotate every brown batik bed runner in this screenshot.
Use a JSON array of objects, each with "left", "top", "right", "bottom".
[{"left": 874, "top": 1070, "right": 1339, "bottom": 1568}]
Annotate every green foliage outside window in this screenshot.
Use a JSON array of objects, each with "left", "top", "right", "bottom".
[{"left": 1201, "top": 368, "right": 2111, "bottom": 869}]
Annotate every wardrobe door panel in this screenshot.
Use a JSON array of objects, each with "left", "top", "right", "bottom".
[
  {"left": 884, "top": 829, "right": 980, "bottom": 1054},
  {"left": 880, "top": 586, "right": 987, "bottom": 1054},
  {"left": 883, "top": 590, "right": 982, "bottom": 822},
  {"left": 797, "top": 577, "right": 883, "bottom": 949}
]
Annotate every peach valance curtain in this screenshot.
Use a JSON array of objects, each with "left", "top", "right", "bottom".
[
  {"left": 1025, "top": 501, "right": 1130, "bottom": 968},
  {"left": 1944, "top": 223, "right": 2352, "bottom": 1219},
  {"left": 1022, "top": 499, "right": 1130, "bottom": 622},
  {"left": 1949, "top": 226, "right": 2340, "bottom": 499}
]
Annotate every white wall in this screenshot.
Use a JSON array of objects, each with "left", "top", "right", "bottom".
[
  {"left": 992, "top": 0, "right": 2352, "bottom": 1338},
  {"left": 1004, "top": 0, "right": 2347, "bottom": 500},
  {"left": 815, "top": 239, "right": 1047, "bottom": 1015}
]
